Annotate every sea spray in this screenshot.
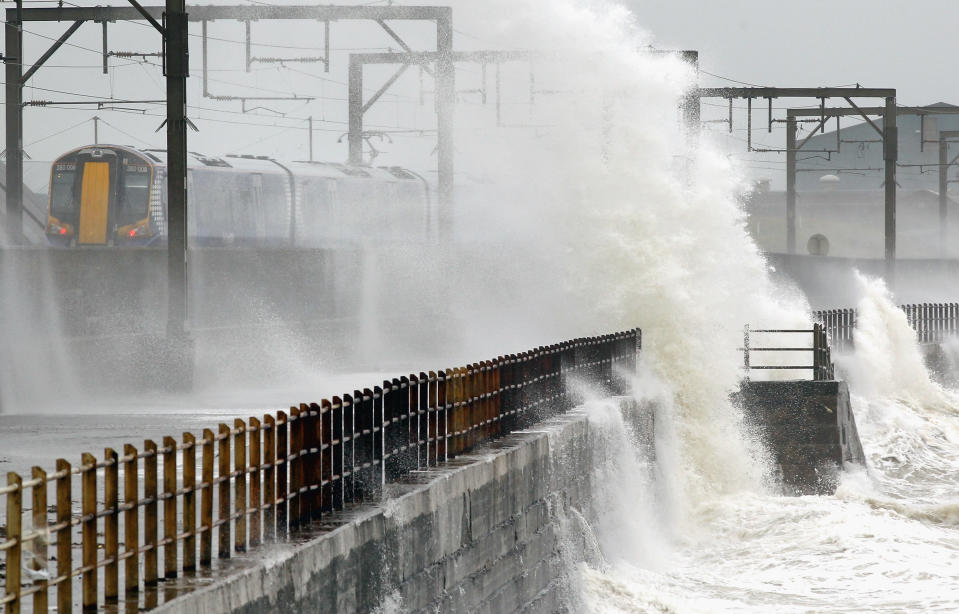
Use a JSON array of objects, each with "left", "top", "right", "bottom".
[
  {"left": 442, "top": 0, "right": 812, "bottom": 517},
  {"left": 833, "top": 272, "right": 959, "bottom": 527},
  {"left": 839, "top": 272, "right": 951, "bottom": 408},
  {"left": 0, "top": 252, "right": 81, "bottom": 412}
]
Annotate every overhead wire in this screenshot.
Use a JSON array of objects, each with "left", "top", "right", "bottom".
[
  {"left": 23, "top": 116, "right": 93, "bottom": 147},
  {"left": 4, "top": 9, "right": 575, "bottom": 154}
]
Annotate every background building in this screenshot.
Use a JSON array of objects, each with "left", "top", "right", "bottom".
[{"left": 796, "top": 102, "right": 959, "bottom": 191}]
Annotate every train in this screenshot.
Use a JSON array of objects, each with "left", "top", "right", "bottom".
[{"left": 45, "top": 144, "right": 432, "bottom": 247}]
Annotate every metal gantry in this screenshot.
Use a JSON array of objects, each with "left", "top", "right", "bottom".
[
  {"left": 694, "top": 88, "right": 898, "bottom": 280},
  {"left": 783, "top": 105, "right": 959, "bottom": 260},
  {"left": 348, "top": 48, "right": 700, "bottom": 234},
  {"left": 938, "top": 130, "right": 959, "bottom": 255},
  {"left": 347, "top": 50, "right": 556, "bottom": 233}
]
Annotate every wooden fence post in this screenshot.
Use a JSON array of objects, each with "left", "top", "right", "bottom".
[
  {"left": 373, "top": 387, "right": 384, "bottom": 493},
  {"left": 500, "top": 357, "right": 514, "bottom": 435},
  {"left": 416, "top": 374, "right": 429, "bottom": 469},
  {"left": 143, "top": 441, "right": 158, "bottom": 586},
  {"left": 81, "top": 453, "right": 97, "bottom": 612},
  {"left": 426, "top": 374, "right": 438, "bottom": 466},
  {"left": 182, "top": 433, "right": 197, "bottom": 572},
  {"left": 493, "top": 359, "right": 503, "bottom": 437},
  {"left": 163, "top": 437, "right": 178, "bottom": 578},
  {"left": 276, "top": 411, "right": 288, "bottom": 539},
  {"left": 234, "top": 419, "right": 247, "bottom": 554},
  {"left": 324, "top": 399, "right": 337, "bottom": 513},
  {"left": 263, "top": 416, "right": 276, "bottom": 543},
  {"left": 446, "top": 370, "right": 457, "bottom": 457},
  {"left": 104, "top": 448, "right": 119, "bottom": 603},
  {"left": 382, "top": 381, "right": 396, "bottom": 480},
  {"left": 288, "top": 407, "right": 302, "bottom": 531},
  {"left": 357, "top": 390, "right": 374, "bottom": 501},
  {"left": 456, "top": 368, "right": 467, "bottom": 455},
  {"left": 217, "top": 425, "right": 231, "bottom": 559},
  {"left": 5, "top": 473, "right": 22, "bottom": 614},
  {"left": 343, "top": 395, "right": 356, "bottom": 504},
  {"left": 314, "top": 402, "right": 327, "bottom": 517},
  {"left": 30, "top": 467, "right": 48, "bottom": 614},
  {"left": 398, "top": 377, "right": 414, "bottom": 475},
  {"left": 299, "top": 404, "right": 316, "bottom": 523},
  {"left": 122, "top": 445, "right": 139, "bottom": 596},
  {"left": 55, "top": 459, "right": 71, "bottom": 614},
  {"left": 248, "top": 418, "right": 261, "bottom": 548},
  {"left": 466, "top": 366, "right": 477, "bottom": 452},
  {"left": 482, "top": 362, "right": 492, "bottom": 440},
  {"left": 440, "top": 372, "right": 449, "bottom": 462},
  {"left": 200, "top": 430, "right": 214, "bottom": 567}
]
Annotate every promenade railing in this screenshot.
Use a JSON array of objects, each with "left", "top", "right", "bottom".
[
  {"left": 742, "top": 324, "right": 835, "bottom": 381},
  {"left": 815, "top": 303, "right": 959, "bottom": 353},
  {"left": 0, "top": 328, "right": 640, "bottom": 613}
]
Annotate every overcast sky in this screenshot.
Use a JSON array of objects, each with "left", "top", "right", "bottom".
[
  {"left": 7, "top": 0, "right": 958, "bottom": 188},
  {"left": 628, "top": 0, "right": 959, "bottom": 185},
  {"left": 630, "top": 0, "right": 956, "bottom": 105}
]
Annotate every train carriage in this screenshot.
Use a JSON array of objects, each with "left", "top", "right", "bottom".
[{"left": 45, "top": 144, "right": 431, "bottom": 247}]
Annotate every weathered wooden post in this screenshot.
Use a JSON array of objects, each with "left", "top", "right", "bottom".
[
  {"left": 104, "top": 448, "right": 119, "bottom": 603},
  {"left": 122, "top": 445, "right": 139, "bottom": 596},
  {"left": 200, "top": 430, "right": 214, "bottom": 566},
  {"left": 55, "top": 459, "right": 71, "bottom": 613},
  {"left": 30, "top": 467, "right": 48, "bottom": 614},
  {"left": 81, "top": 453, "right": 97, "bottom": 611},
  {"left": 5, "top": 473, "right": 22, "bottom": 614},
  {"left": 217, "top": 425, "right": 231, "bottom": 559},
  {"left": 263, "top": 415, "right": 276, "bottom": 543},
  {"left": 234, "top": 419, "right": 247, "bottom": 553},
  {"left": 182, "top": 433, "right": 197, "bottom": 571},
  {"left": 163, "top": 437, "right": 178, "bottom": 576},
  {"left": 144, "top": 441, "right": 158, "bottom": 585}
]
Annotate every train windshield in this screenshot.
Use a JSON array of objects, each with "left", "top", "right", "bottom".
[
  {"left": 50, "top": 161, "right": 77, "bottom": 220},
  {"left": 118, "top": 158, "right": 151, "bottom": 226}
]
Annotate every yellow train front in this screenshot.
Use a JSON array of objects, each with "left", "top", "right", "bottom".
[
  {"left": 45, "top": 144, "right": 432, "bottom": 247},
  {"left": 46, "top": 145, "right": 159, "bottom": 246}
]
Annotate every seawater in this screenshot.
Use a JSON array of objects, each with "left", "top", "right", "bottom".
[{"left": 576, "top": 283, "right": 959, "bottom": 613}]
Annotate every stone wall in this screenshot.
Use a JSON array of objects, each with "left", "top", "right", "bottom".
[
  {"left": 154, "top": 400, "right": 638, "bottom": 614},
  {"left": 738, "top": 380, "right": 865, "bottom": 495}
]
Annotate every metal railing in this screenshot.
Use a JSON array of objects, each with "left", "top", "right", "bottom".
[
  {"left": 743, "top": 323, "right": 835, "bottom": 381},
  {"left": 815, "top": 302, "right": 959, "bottom": 353},
  {"left": 0, "top": 329, "right": 640, "bottom": 613}
]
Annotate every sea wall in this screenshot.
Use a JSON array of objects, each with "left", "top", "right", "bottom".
[
  {"left": 154, "top": 398, "right": 643, "bottom": 614},
  {"left": 738, "top": 380, "right": 865, "bottom": 495}
]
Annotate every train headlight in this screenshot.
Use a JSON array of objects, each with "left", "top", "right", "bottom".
[
  {"left": 121, "top": 222, "right": 152, "bottom": 239},
  {"left": 46, "top": 220, "right": 72, "bottom": 237}
]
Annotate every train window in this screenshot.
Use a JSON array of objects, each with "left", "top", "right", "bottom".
[
  {"left": 118, "top": 162, "right": 151, "bottom": 226},
  {"left": 50, "top": 161, "right": 78, "bottom": 220}
]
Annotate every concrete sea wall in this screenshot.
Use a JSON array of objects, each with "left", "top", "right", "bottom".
[
  {"left": 738, "top": 380, "right": 865, "bottom": 495},
  {"left": 156, "top": 400, "right": 640, "bottom": 614}
]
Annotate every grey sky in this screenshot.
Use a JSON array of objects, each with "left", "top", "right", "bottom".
[
  {"left": 630, "top": 0, "right": 956, "bottom": 105},
  {"left": 628, "top": 0, "right": 959, "bottom": 185}
]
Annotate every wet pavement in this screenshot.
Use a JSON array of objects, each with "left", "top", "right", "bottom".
[{"left": 0, "top": 372, "right": 392, "bottom": 479}]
